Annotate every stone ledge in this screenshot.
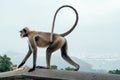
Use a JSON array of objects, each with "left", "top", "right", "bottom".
[{"left": 0, "top": 67, "right": 120, "bottom": 80}]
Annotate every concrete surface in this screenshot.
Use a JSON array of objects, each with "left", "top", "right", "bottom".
[{"left": 0, "top": 67, "right": 120, "bottom": 80}]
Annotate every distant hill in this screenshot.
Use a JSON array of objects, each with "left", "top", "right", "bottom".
[
  {"left": 86, "top": 59, "right": 120, "bottom": 71},
  {"left": 50, "top": 56, "right": 94, "bottom": 72}
]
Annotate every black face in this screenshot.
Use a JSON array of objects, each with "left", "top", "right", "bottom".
[{"left": 20, "top": 29, "right": 28, "bottom": 38}]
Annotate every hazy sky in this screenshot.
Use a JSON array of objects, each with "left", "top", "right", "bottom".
[{"left": 0, "top": 0, "right": 120, "bottom": 63}]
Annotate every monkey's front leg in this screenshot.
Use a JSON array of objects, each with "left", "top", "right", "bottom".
[
  {"left": 28, "top": 49, "right": 37, "bottom": 72},
  {"left": 18, "top": 46, "right": 32, "bottom": 68}
]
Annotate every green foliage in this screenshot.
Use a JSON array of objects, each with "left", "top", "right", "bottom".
[
  {"left": 50, "top": 65, "right": 75, "bottom": 71},
  {"left": 0, "top": 54, "right": 12, "bottom": 72},
  {"left": 65, "top": 67, "right": 74, "bottom": 71},
  {"left": 109, "top": 69, "right": 120, "bottom": 74},
  {"left": 50, "top": 65, "right": 58, "bottom": 70}
]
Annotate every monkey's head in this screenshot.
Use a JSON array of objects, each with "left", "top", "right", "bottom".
[{"left": 20, "top": 27, "right": 30, "bottom": 38}]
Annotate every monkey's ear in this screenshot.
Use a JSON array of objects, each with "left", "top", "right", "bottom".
[{"left": 24, "top": 27, "right": 30, "bottom": 31}]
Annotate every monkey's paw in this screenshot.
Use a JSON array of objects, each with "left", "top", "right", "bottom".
[
  {"left": 18, "top": 62, "right": 25, "bottom": 68},
  {"left": 28, "top": 68, "right": 35, "bottom": 72}
]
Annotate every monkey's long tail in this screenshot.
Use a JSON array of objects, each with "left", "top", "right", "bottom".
[{"left": 50, "top": 5, "right": 79, "bottom": 42}]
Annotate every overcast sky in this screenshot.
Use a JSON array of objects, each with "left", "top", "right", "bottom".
[{"left": 0, "top": 0, "right": 120, "bottom": 63}]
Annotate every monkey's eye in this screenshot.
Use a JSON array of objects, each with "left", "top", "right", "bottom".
[{"left": 23, "top": 29, "right": 26, "bottom": 33}]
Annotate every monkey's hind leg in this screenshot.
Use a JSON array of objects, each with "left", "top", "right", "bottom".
[
  {"left": 61, "top": 40, "right": 80, "bottom": 71},
  {"left": 35, "top": 46, "right": 54, "bottom": 69},
  {"left": 46, "top": 38, "right": 66, "bottom": 69}
]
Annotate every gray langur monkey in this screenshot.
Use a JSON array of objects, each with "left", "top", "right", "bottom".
[{"left": 18, "top": 5, "right": 80, "bottom": 72}]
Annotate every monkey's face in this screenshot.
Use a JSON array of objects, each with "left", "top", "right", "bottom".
[{"left": 20, "top": 27, "right": 29, "bottom": 38}]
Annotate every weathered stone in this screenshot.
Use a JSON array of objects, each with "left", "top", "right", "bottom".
[{"left": 0, "top": 67, "right": 120, "bottom": 80}]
